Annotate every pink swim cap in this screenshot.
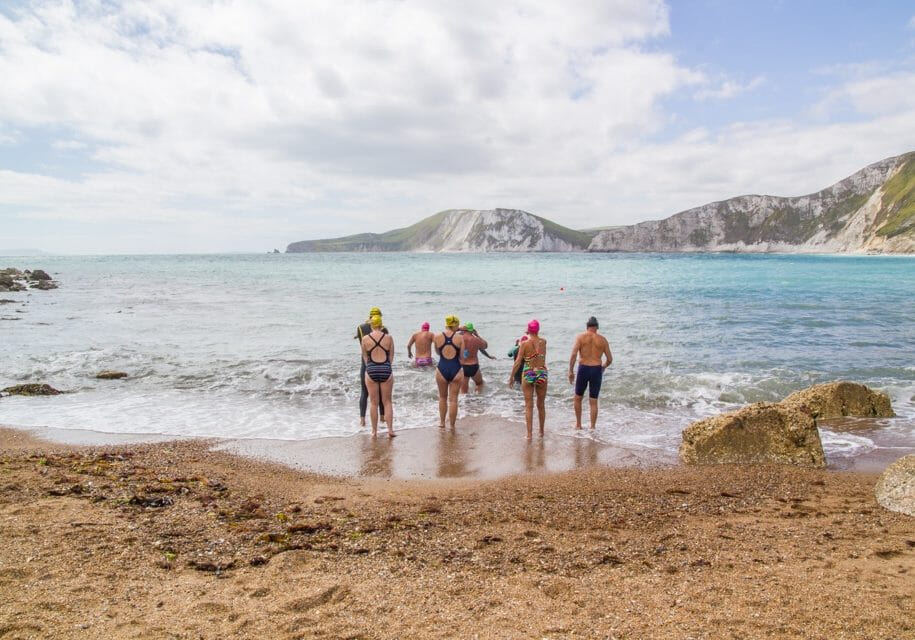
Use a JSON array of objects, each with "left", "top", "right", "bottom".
[
  {"left": 421, "top": 322, "right": 430, "bottom": 331},
  {"left": 527, "top": 319, "right": 540, "bottom": 334}
]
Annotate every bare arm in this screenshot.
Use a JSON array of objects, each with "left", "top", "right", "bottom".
[
  {"left": 476, "top": 333, "right": 488, "bottom": 350},
  {"left": 407, "top": 333, "right": 415, "bottom": 358},
  {"left": 568, "top": 335, "right": 581, "bottom": 382},
  {"left": 602, "top": 337, "right": 613, "bottom": 369}
]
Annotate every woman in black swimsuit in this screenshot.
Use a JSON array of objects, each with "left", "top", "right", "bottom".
[
  {"left": 361, "top": 315, "right": 396, "bottom": 438},
  {"left": 434, "top": 314, "right": 464, "bottom": 429}
]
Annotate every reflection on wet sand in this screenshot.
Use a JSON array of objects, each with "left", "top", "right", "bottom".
[
  {"left": 197, "top": 416, "right": 679, "bottom": 479},
  {"left": 359, "top": 436, "right": 394, "bottom": 477},
  {"left": 436, "top": 429, "right": 470, "bottom": 478},
  {"left": 523, "top": 438, "right": 545, "bottom": 472},
  {"left": 573, "top": 436, "right": 600, "bottom": 468}
]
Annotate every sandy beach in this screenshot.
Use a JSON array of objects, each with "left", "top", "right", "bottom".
[{"left": 1, "top": 426, "right": 912, "bottom": 639}]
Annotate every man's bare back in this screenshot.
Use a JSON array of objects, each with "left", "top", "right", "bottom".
[
  {"left": 573, "top": 331, "right": 611, "bottom": 366},
  {"left": 409, "top": 331, "right": 435, "bottom": 359},
  {"left": 408, "top": 327, "right": 435, "bottom": 367}
]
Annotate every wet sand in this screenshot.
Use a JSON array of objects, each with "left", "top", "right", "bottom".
[
  {"left": 1, "top": 425, "right": 913, "bottom": 639},
  {"left": 9, "top": 414, "right": 910, "bottom": 479},
  {"left": 214, "top": 416, "right": 678, "bottom": 479}
]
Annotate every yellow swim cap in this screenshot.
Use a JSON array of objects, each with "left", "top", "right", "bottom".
[
  {"left": 445, "top": 314, "right": 459, "bottom": 328},
  {"left": 370, "top": 314, "right": 383, "bottom": 329},
  {"left": 369, "top": 306, "right": 382, "bottom": 317}
]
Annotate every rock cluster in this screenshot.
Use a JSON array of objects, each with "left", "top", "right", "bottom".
[
  {"left": 2, "top": 383, "right": 63, "bottom": 396},
  {"left": 680, "top": 381, "right": 895, "bottom": 467},
  {"left": 0, "top": 267, "right": 59, "bottom": 291},
  {"left": 875, "top": 455, "right": 915, "bottom": 517}
]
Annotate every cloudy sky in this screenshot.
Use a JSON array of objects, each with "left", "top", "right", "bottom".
[{"left": 1, "top": 0, "right": 915, "bottom": 253}]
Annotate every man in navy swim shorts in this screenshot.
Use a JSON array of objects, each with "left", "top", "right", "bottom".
[{"left": 568, "top": 316, "right": 613, "bottom": 430}]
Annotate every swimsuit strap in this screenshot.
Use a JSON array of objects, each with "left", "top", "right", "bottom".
[
  {"left": 366, "top": 333, "right": 391, "bottom": 363},
  {"left": 524, "top": 338, "right": 544, "bottom": 363},
  {"left": 439, "top": 331, "right": 459, "bottom": 359}
]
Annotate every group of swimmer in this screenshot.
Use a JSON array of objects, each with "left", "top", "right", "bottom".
[{"left": 355, "top": 307, "right": 613, "bottom": 439}]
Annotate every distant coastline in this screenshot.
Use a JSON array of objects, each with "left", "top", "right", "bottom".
[{"left": 287, "top": 151, "right": 915, "bottom": 255}]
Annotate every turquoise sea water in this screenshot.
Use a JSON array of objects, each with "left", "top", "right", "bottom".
[{"left": 1, "top": 253, "right": 913, "bottom": 464}]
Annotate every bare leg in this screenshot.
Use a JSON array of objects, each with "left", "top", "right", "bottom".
[
  {"left": 381, "top": 377, "right": 395, "bottom": 437},
  {"left": 460, "top": 374, "right": 469, "bottom": 394},
  {"left": 536, "top": 382, "right": 547, "bottom": 437},
  {"left": 448, "top": 373, "right": 463, "bottom": 428},
  {"left": 365, "top": 374, "right": 379, "bottom": 437},
  {"left": 573, "top": 395, "right": 583, "bottom": 429},
  {"left": 435, "top": 370, "right": 448, "bottom": 428},
  {"left": 473, "top": 370, "right": 484, "bottom": 391},
  {"left": 589, "top": 397, "right": 598, "bottom": 430},
  {"left": 522, "top": 381, "right": 534, "bottom": 439}
]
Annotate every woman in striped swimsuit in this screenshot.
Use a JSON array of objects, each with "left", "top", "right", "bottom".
[
  {"left": 509, "top": 319, "right": 548, "bottom": 439},
  {"left": 361, "top": 315, "right": 396, "bottom": 438}
]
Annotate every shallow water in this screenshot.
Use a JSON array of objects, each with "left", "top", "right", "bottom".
[{"left": 1, "top": 252, "right": 913, "bottom": 466}]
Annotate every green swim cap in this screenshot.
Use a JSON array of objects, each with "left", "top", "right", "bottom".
[{"left": 464, "top": 322, "right": 474, "bottom": 332}]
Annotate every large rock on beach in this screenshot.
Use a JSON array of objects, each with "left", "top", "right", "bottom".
[
  {"left": 875, "top": 455, "right": 915, "bottom": 517},
  {"left": 96, "top": 370, "right": 128, "bottom": 380},
  {"left": 2, "top": 383, "right": 62, "bottom": 396},
  {"left": 680, "top": 403, "right": 826, "bottom": 468},
  {"left": 781, "top": 381, "right": 895, "bottom": 419},
  {"left": 30, "top": 280, "right": 58, "bottom": 290}
]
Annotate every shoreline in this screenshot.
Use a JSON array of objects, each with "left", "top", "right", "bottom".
[
  {"left": 1, "top": 426, "right": 912, "bottom": 638},
  {"left": 2, "top": 413, "right": 909, "bottom": 479}
]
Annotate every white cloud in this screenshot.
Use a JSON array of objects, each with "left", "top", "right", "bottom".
[
  {"left": 0, "top": 1, "right": 913, "bottom": 253},
  {"left": 694, "top": 76, "right": 764, "bottom": 101}
]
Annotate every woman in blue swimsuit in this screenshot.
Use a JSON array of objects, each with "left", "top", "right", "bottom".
[
  {"left": 434, "top": 314, "right": 465, "bottom": 429},
  {"left": 361, "top": 314, "right": 396, "bottom": 438}
]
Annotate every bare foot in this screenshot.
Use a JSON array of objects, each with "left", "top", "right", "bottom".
[
  {"left": 360, "top": 417, "right": 366, "bottom": 427},
  {"left": 388, "top": 431, "right": 397, "bottom": 438},
  {"left": 574, "top": 424, "right": 582, "bottom": 430}
]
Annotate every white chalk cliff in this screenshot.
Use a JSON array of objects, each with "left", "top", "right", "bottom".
[{"left": 589, "top": 152, "right": 915, "bottom": 254}]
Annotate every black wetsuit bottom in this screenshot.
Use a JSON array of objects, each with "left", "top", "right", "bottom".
[
  {"left": 359, "top": 359, "right": 384, "bottom": 418},
  {"left": 462, "top": 363, "right": 480, "bottom": 379}
]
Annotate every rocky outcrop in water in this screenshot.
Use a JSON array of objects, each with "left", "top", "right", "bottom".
[
  {"left": 589, "top": 152, "right": 915, "bottom": 254},
  {"left": 680, "top": 403, "right": 826, "bottom": 467},
  {"left": 0, "top": 267, "right": 59, "bottom": 291},
  {"left": 96, "top": 371, "right": 129, "bottom": 380},
  {"left": 781, "top": 381, "right": 895, "bottom": 419},
  {"left": 875, "top": 455, "right": 915, "bottom": 517},
  {"left": 2, "top": 383, "right": 62, "bottom": 396},
  {"left": 286, "top": 209, "right": 595, "bottom": 253}
]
